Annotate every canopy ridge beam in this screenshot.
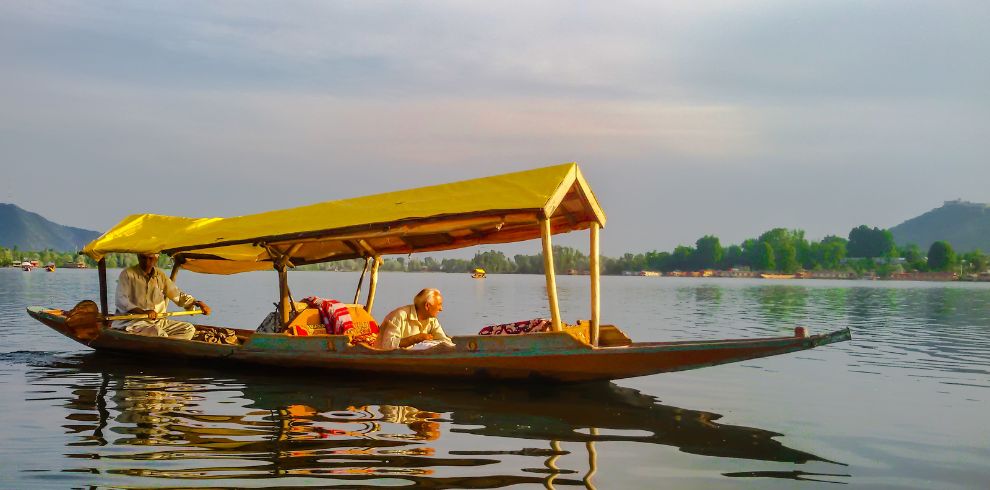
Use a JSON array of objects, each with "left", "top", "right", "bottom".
[{"left": 160, "top": 210, "right": 537, "bottom": 256}]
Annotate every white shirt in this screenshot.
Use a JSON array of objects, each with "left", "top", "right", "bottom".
[
  {"left": 115, "top": 265, "right": 196, "bottom": 315},
  {"left": 376, "top": 304, "right": 451, "bottom": 350}
]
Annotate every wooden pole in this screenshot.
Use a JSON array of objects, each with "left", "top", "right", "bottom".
[
  {"left": 98, "top": 258, "right": 108, "bottom": 317},
  {"left": 353, "top": 257, "right": 371, "bottom": 304},
  {"left": 365, "top": 256, "right": 382, "bottom": 314},
  {"left": 278, "top": 264, "right": 291, "bottom": 327},
  {"left": 169, "top": 260, "right": 181, "bottom": 282},
  {"left": 590, "top": 223, "right": 601, "bottom": 346},
  {"left": 541, "top": 218, "right": 562, "bottom": 332}
]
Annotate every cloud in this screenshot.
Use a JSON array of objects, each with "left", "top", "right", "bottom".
[{"left": 1, "top": 1, "right": 987, "bottom": 254}]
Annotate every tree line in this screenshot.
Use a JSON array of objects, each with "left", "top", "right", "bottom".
[
  {"left": 642, "top": 225, "right": 988, "bottom": 275},
  {"left": 0, "top": 247, "right": 141, "bottom": 269},
  {"left": 4, "top": 225, "right": 987, "bottom": 276}
]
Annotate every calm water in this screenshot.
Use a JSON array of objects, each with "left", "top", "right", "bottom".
[{"left": 1, "top": 268, "right": 988, "bottom": 488}]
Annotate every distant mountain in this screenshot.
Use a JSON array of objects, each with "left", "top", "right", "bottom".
[
  {"left": 890, "top": 200, "right": 990, "bottom": 253},
  {"left": 0, "top": 203, "right": 101, "bottom": 251}
]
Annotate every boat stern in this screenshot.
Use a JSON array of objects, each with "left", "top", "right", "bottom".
[{"left": 27, "top": 301, "right": 105, "bottom": 346}]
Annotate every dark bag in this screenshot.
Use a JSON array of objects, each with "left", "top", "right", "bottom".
[{"left": 256, "top": 311, "right": 282, "bottom": 333}]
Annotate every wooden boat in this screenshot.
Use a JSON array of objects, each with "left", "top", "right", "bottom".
[
  {"left": 45, "top": 262, "right": 56, "bottom": 272},
  {"left": 760, "top": 273, "right": 796, "bottom": 279},
  {"left": 471, "top": 268, "right": 486, "bottom": 278},
  {"left": 27, "top": 163, "right": 850, "bottom": 382}
]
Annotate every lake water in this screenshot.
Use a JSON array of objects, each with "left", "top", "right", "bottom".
[{"left": 1, "top": 267, "right": 988, "bottom": 488}]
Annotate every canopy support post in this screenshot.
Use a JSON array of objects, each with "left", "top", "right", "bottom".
[
  {"left": 277, "top": 264, "right": 291, "bottom": 327},
  {"left": 169, "top": 257, "right": 183, "bottom": 282},
  {"left": 590, "top": 223, "right": 601, "bottom": 346},
  {"left": 265, "top": 244, "right": 302, "bottom": 328},
  {"left": 541, "top": 218, "right": 562, "bottom": 332},
  {"left": 353, "top": 257, "right": 371, "bottom": 304},
  {"left": 98, "top": 258, "right": 108, "bottom": 317},
  {"left": 365, "top": 256, "right": 382, "bottom": 314}
]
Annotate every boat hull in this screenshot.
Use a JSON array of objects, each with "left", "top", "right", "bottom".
[{"left": 27, "top": 306, "right": 850, "bottom": 382}]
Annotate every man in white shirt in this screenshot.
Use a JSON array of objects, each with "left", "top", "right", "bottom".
[
  {"left": 113, "top": 253, "right": 211, "bottom": 340},
  {"left": 376, "top": 288, "right": 453, "bottom": 350}
]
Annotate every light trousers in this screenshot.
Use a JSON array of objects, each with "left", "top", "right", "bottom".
[{"left": 114, "top": 319, "right": 196, "bottom": 340}]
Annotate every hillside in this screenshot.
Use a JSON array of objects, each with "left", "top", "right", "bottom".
[
  {"left": 890, "top": 200, "right": 990, "bottom": 253},
  {"left": 0, "top": 203, "right": 100, "bottom": 251}
]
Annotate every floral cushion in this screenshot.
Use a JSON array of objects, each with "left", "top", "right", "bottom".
[{"left": 478, "top": 318, "right": 552, "bottom": 335}]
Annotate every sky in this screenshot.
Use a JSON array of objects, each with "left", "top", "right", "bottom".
[{"left": 1, "top": 1, "right": 987, "bottom": 257}]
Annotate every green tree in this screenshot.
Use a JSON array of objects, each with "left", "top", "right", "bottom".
[
  {"left": 645, "top": 250, "right": 671, "bottom": 272},
  {"left": 670, "top": 246, "right": 694, "bottom": 271},
  {"left": 406, "top": 258, "right": 425, "bottom": 271},
  {"left": 753, "top": 242, "right": 775, "bottom": 271},
  {"left": 811, "top": 236, "right": 847, "bottom": 270},
  {"left": 440, "top": 258, "right": 471, "bottom": 273},
  {"left": 553, "top": 246, "right": 588, "bottom": 274},
  {"left": 775, "top": 241, "right": 799, "bottom": 273},
  {"left": 963, "top": 249, "right": 988, "bottom": 273},
  {"left": 900, "top": 243, "right": 927, "bottom": 272},
  {"left": 741, "top": 238, "right": 762, "bottom": 269},
  {"left": 693, "top": 235, "right": 723, "bottom": 270},
  {"left": 513, "top": 254, "right": 543, "bottom": 274},
  {"left": 847, "top": 225, "right": 896, "bottom": 258},
  {"left": 758, "top": 228, "right": 804, "bottom": 272},
  {"left": 380, "top": 258, "right": 405, "bottom": 271},
  {"left": 927, "top": 241, "right": 955, "bottom": 271},
  {"left": 721, "top": 244, "right": 744, "bottom": 269},
  {"left": 471, "top": 250, "right": 514, "bottom": 273}
]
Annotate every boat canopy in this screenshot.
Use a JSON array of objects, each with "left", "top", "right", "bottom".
[{"left": 83, "top": 163, "right": 606, "bottom": 275}]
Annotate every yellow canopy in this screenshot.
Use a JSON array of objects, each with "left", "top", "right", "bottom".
[{"left": 83, "top": 163, "right": 606, "bottom": 274}]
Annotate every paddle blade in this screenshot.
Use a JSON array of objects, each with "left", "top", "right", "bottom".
[{"left": 65, "top": 300, "right": 103, "bottom": 341}]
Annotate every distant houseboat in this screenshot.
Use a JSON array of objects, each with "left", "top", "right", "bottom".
[{"left": 760, "top": 273, "right": 796, "bottom": 279}]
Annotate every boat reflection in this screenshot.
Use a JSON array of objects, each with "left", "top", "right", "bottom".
[{"left": 34, "top": 354, "right": 841, "bottom": 487}]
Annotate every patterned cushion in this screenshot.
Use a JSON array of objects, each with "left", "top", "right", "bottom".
[{"left": 479, "top": 318, "right": 552, "bottom": 335}]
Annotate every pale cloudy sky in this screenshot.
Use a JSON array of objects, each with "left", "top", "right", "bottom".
[{"left": 1, "top": 1, "right": 987, "bottom": 256}]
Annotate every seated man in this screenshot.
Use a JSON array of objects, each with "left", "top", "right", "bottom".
[
  {"left": 112, "top": 253, "right": 211, "bottom": 340},
  {"left": 376, "top": 288, "right": 453, "bottom": 350}
]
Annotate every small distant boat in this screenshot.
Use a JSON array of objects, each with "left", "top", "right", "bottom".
[
  {"left": 471, "top": 268, "right": 486, "bottom": 278},
  {"left": 760, "top": 273, "right": 796, "bottom": 279},
  {"left": 45, "top": 263, "right": 56, "bottom": 272},
  {"left": 21, "top": 259, "right": 34, "bottom": 272}
]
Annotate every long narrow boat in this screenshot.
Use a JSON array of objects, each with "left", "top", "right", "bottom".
[{"left": 27, "top": 163, "right": 850, "bottom": 382}]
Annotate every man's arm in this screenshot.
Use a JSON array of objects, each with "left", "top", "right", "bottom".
[
  {"left": 428, "top": 321, "right": 452, "bottom": 343},
  {"left": 163, "top": 273, "right": 210, "bottom": 314},
  {"left": 163, "top": 273, "right": 195, "bottom": 308},
  {"left": 399, "top": 332, "right": 433, "bottom": 348}
]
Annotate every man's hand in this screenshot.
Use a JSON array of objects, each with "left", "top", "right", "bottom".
[
  {"left": 193, "top": 301, "right": 211, "bottom": 315},
  {"left": 145, "top": 309, "right": 158, "bottom": 320},
  {"left": 399, "top": 332, "right": 434, "bottom": 348}
]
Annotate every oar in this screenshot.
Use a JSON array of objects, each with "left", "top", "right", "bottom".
[{"left": 105, "top": 310, "right": 205, "bottom": 321}]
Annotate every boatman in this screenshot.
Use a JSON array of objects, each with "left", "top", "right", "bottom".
[
  {"left": 376, "top": 288, "right": 453, "bottom": 350},
  {"left": 113, "top": 253, "right": 211, "bottom": 340}
]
